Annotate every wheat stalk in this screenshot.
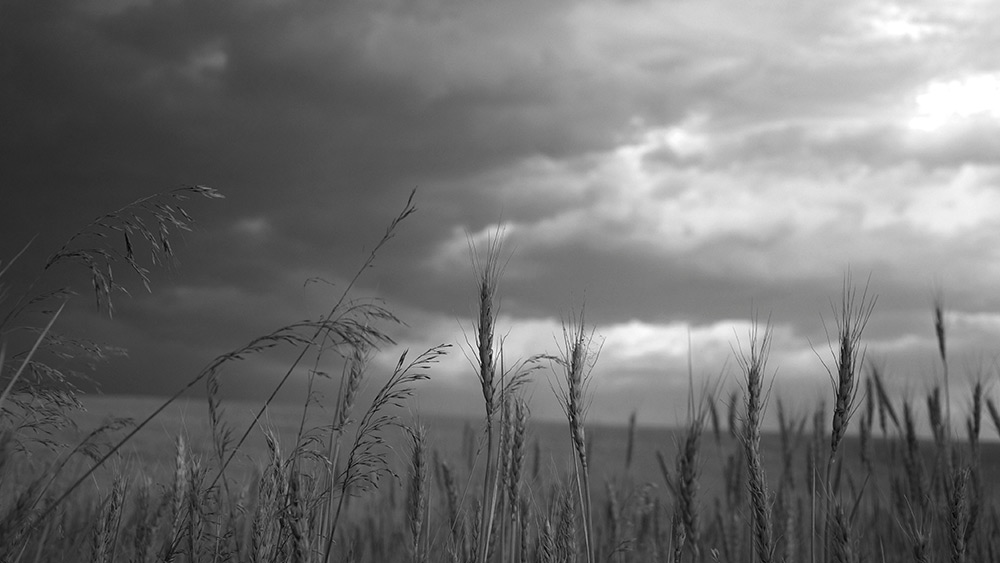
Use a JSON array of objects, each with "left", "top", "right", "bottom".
[
  {"left": 467, "top": 224, "right": 505, "bottom": 563},
  {"left": 934, "top": 292, "right": 950, "bottom": 439},
  {"left": 736, "top": 318, "right": 774, "bottom": 563},
  {"left": 553, "top": 309, "right": 600, "bottom": 563},
  {"left": 407, "top": 425, "right": 428, "bottom": 563},
  {"left": 822, "top": 276, "right": 875, "bottom": 494},
  {"left": 949, "top": 466, "right": 970, "bottom": 563}
]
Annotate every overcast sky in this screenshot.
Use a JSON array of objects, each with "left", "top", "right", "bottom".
[{"left": 4, "top": 0, "right": 1000, "bottom": 427}]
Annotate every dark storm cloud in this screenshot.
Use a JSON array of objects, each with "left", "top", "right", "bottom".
[
  {"left": 0, "top": 0, "right": 641, "bottom": 255},
  {"left": 5, "top": 0, "right": 1000, "bottom": 424}
]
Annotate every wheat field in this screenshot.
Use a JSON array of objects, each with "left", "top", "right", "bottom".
[{"left": 3, "top": 189, "right": 1000, "bottom": 562}]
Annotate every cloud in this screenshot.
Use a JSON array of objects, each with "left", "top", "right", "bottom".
[
  {"left": 431, "top": 135, "right": 1000, "bottom": 294},
  {"left": 4, "top": 0, "right": 1000, "bottom": 424}
]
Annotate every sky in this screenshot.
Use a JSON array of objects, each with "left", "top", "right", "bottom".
[{"left": 3, "top": 0, "right": 1000, "bottom": 428}]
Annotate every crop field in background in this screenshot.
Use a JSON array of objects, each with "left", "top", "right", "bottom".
[
  {"left": 64, "top": 394, "right": 1000, "bottom": 516},
  {"left": 4, "top": 188, "right": 1000, "bottom": 562}
]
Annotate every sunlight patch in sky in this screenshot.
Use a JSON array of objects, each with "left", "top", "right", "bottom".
[
  {"left": 909, "top": 74, "right": 1000, "bottom": 131},
  {"left": 863, "top": 4, "right": 948, "bottom": 42}
]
